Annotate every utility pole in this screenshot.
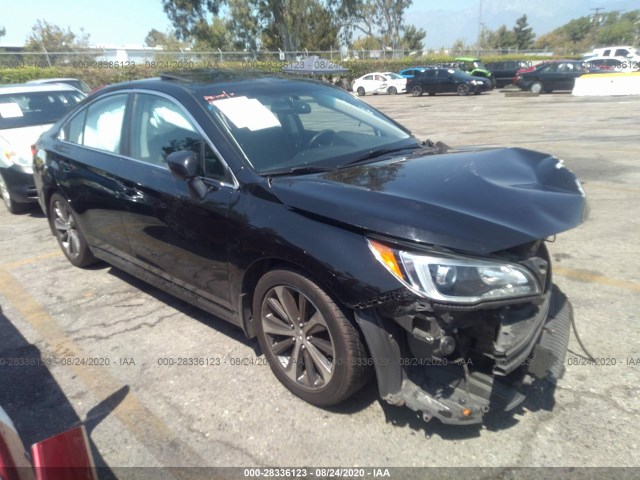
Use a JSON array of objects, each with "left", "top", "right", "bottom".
[
  {"left": 477, "top": 0, "right": 483, "bottom": 46},
  {"left": 590, "top": 7, "right": 604, "bottom": 25}
]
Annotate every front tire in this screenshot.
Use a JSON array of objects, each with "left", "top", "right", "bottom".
[
  {"left": 387, "top": 86, "right": 397, "bottom": 95},
  {"left": 457, "top": 83, "right": 470, "bottom": 96},
  {"left": 356, "top": 87, "right": 365, "bottom": 96},
  {"left": 411, "top": 85, "right": 423, "bottom": 97},
  {"left": 0, "top": 173, "right": 29, "bottom": 214},
  {"left": 254, "top": 269, "right": 371, "bottom": 407},
  {"left": 49, "top": 193, "right": 97, "bottom": 267}
]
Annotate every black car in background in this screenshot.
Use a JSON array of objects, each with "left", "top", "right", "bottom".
[
  {"left": 515, "top": 60, "right": 589, "bottom": 93},
  {"left": 484, "top": 60, "right": 533, "bottom": 88},
  {"left": 33, "top": 70, "right": 586, "bottom": 425},
  {"left": 408, "top": 68, "right": 491, "bottom": 96}
]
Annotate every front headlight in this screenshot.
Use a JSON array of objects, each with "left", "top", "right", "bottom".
[
  {"left": 368, "top": 239, "right": 540, "bottom": 304},
  {"left": 3, "top": 148, "right": 32, "bottom": 168}
]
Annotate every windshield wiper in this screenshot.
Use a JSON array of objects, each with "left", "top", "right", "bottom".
[
  {"left": 339, "top": 145, "right": 421, "bottom": 168},
  {"left": 263, "top": 165, "right": 332, "bottom": 177}
]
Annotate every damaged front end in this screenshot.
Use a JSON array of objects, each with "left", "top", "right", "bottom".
[{"left": 356, "top": 239, "right": 572, "bottom": 425}]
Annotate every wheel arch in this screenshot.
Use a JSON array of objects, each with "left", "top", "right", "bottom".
[{"left": 239, "top": 256, "right": 359, "bottom": 340}]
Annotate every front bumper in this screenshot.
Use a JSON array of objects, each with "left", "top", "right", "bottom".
[
  {"left": 355, "top": 285, "right": 572, "bottom": 425},
  {"left": 0, "top": 164, "right": 37, "bottom": 203}
]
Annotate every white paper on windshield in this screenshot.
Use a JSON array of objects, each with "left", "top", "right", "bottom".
[
  {"left": 212, "top": 96, "right": 280, "bottom": 131},
  {"left": 0, "top": 103, "right": 24, "bottom": 118}
]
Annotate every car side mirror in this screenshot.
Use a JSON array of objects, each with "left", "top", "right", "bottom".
[
  {"left": 167, "top": 150, "right": 210, "bottom": 199},
  {"left": 167, "top": 150, "right": 200, "bottom": 180}
]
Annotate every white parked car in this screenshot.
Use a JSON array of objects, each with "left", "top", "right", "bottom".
[
  {"left": 352, "top": 72, "right": 407, "bottom": 96},
  {"left": 0, "top": 84, "right": 84, "bottom": 213},
  {"left": 585, "top": 56, "right": 639, "bottom": 72},
  {"left": 26, "top": 77, "right": 92, "bottom": 95},
  {"left": 582, "top": 45, "right": 640, "bottom": 64}
]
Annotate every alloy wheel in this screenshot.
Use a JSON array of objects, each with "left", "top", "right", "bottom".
[
  {"left": 260, "top": 285, "right": 335, "bottom": 390},
  {"left": 52, "top": 199, "right": 82, "bottom": 260}
]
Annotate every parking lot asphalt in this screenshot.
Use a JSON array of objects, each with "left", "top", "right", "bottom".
[{"left": 0, "top": 90, "right": 639, "bottom": 477}]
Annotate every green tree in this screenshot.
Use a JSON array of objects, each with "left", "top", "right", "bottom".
[
  {"left": 24, "top": 20, "right": 91, "bottom": 65},
  {"left": 144, "top": 28, "right": 190, "bottom": 49},
  {"left": 161, "top": 0, "right": 341, "bottom": 54},
  {"left": 451, "top": 38, "right": 467, "bottom": 53},
  {"left": 261, "top": 0, "right": 340, "bottom": 51},
  {"left": 341, "top": 0, "right": 413, "bottom": 50},
  {"left": 535, "top": 9, "right": 639, "bottom": 53},
  {"left": 352, "top": 35, "right": 381, "bottom": 51},
  {"left": 226, "top": 0, "right": 260, "bottom": 51},
  {"left": 192, "top": 18, "right": 233, "bottom": 50},
  {"left": 479, "top": 24, "right": 516, "bottom": 49},
  {"left": 595, "top": 10, "right": 639, "bottom": 45},
  {"left": 513, "top": 14, "right": 535, "bottom": 49},
  {"left": 402, "top": 25, "right": 426, "bottom": 51}
]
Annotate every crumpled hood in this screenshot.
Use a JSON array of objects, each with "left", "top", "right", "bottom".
[{"left": 270, "top": 147, "right": 587, "bottom": 254}]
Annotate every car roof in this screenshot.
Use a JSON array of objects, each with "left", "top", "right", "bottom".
[
  {"left": 91, "top": 69, "right": 341, "bottom": 101},
  {"left": 0, "top": 83, "right": 81, "bottom": 94},
  {"left": 26, "top": 78, "right": 82, "bottom": 84}
]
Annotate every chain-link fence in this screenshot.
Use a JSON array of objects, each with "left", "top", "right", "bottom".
[{"left": 0, "top": 46, "right": 572, "bottom": 69}]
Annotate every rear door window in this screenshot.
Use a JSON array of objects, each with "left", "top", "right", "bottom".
[{"left": 82, "top": 94, "right": 128, "bottom": 154}]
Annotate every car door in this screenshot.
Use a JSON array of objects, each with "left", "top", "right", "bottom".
[
  {"left": 119, "top": 92, "right": 236, "bottom": 311},
  {"left": 537, "top": 63, "right": 563, "bottom": 90},
  {"left": 375, "top": 74, "right": 388, "bottom": 93},
  {"left": 419, "top": 70, "right": 437, "bottom": 93},
  {"left": 52, "top": 93, "right": 133, "bottom": 258},
  {"left": 435, "top": 69, "right": 454, "bottom": 93},
  {"left": 360, "top": 75, "right": 375, "bottom": 93},
  {"left": 557, "top": 62, "right": 583, "bottom": 90}
]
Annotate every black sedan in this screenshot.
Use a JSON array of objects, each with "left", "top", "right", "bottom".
[
  {"left": 407, "top": 68, "right": 490, "bottom": 96},
  {"left": 33, "top": 70, "right": 586, "bottom": 425},
  {"left": 515, "top": 60, "right": 589, "bottom": 93}
]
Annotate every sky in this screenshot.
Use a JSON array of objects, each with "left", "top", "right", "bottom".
[
  {"left": 0, "top": 0, "right": 610, "bottom": 50},
  {"left": 0, "top": 0, "right": 481, "bottom": 47}
]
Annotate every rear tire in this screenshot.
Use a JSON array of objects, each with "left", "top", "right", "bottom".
[
  {"left": 356, "top": 87, "right": 365, "bottom": 96},
  {"left": 49, "top": 193, "right": 97, "bottom": 267},
  {"left": 254, "top": 269, "right": 371, "bottom": 407},
  {"left": 530, "top": 82, "right": 543, "bottom": 94}
]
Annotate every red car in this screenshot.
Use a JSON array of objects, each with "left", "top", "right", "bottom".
[{"left": 0, "top": 406, "right": 96, "bottom": 480}]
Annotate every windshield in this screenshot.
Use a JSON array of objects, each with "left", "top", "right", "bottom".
[
  {"left": 385, "top": 72, "right": 404, "bottom": 79},
  {"left": 0, "top": 91, "right": 84, "bottom": 129},
  {"left": 202, "top": 80, "right": 416, "bottom": 174}
]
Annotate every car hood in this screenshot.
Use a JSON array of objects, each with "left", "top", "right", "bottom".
[{"left": 270, "top": 147, "right": 587, "bottom": 254}]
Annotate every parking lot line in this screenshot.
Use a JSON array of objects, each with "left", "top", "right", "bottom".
[
  {"left": 0, "top": 250, "right": 61, "bottom": 270},
  {"left": 554, "top": 267, "right": 640, "bottom": 293},
  {"left": 0, "top": 267, "right": 208, "bottom": 467}
]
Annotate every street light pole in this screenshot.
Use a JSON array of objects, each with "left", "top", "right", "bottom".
[{"left": 477, "top": 0, "right": 484, "bottom": 55}]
